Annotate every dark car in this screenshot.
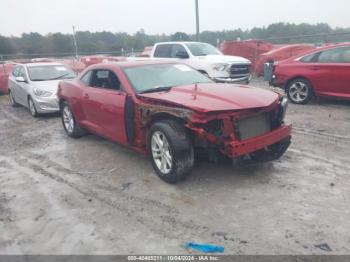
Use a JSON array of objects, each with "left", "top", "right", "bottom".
[
  {"left": 271, "top": 43, "right": 350, "bottom": 104},
  {"left": 58, "top": 61, "right": 291, "bottom": 183}
]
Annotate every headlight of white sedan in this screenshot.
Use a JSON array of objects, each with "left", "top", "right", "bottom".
[
  {"left": 212, "top": 63, "right": 229, "bottom": 71},
  {"left": 33, "top": 88, "right": 53, "bottom": 97}
]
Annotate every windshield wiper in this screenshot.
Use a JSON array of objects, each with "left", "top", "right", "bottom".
[
  {"left": 31, "top": 79, "right": 46, "bottom": 81},
  {"left": 139, "top": 85, "right": 174, "bottom": 94},
  {"left": 48, "top": 73, "right": 71, "bottom": 80}
]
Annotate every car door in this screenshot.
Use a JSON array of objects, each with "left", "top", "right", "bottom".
[
  {"left": 8, "top": 66, "right": 20, "bottom": 100},
  {"left": 311, "top": 47, "right": 350, "bottom": 97},
  {"left": 15, "top": 66, "right": 31, "bottom": 105},
  {"left": 170, "top": 44, "right": 189, "bottom": 60},
  {"left": 81, "top": 69, "right": 128, "bottom": 144}
]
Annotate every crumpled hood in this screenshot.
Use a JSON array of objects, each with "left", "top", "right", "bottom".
[
  {"left": 138, "top": 83, "right": 279, "bottom": 113},
  {"left": 196, "top": 54, "right": 251, "bottom": 64}
]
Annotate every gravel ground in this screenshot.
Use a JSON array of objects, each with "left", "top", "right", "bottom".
[{"left": 0, "top": 79, "right": 350, "bottom": 255}]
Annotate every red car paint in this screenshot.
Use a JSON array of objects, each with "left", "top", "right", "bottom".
[
  {"left": 80, "top": 55, "right": 126, "bottom": 67},
  {"left": 0, "top": 63, "right": 16, "bottom": 94},
  {"left": 139, "top": 46, "right": 153, "bottom": 57},
  {"left": 255, "top": 44, "right": 315, "bottom": 76},
  {"left": 139, "top": 83, "right": 279, "bottom": 112},
  {"left": 58, "top": 61, "right": 291, "bottom": 159},
  {"left": 271, "top": 43, "right": 350, "bottom": 100},
  {"left": 221, "top": 40, "right": 274, "bottom": 74}
]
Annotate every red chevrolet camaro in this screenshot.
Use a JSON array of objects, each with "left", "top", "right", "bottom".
[
  {"left": 271, "top": 43, "right": 350, "bottom": 104},
  {"left": 58, "top": 61, "right": 291, "bottom": 183}
]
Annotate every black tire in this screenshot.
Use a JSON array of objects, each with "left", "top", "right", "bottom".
[
  {"left": 61, "top": 101, "right": 87, "bottom": 138},
  {"left": 28, "top": 97, "right": 38, "bottom": 117},
  {"left": 8, "top": 90, "right": 18, "bottom": 107},
  {"left": 148, "top": 120, "right": 194, "bottom": 183},
  {"left": 286, "top": 78, "right": 313, "bottom": 104}
]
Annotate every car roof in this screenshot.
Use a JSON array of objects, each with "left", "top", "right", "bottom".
[
  {"left": 87, "top": 60, "right": 179, "bottom": 69},
  {"left": 22, "top": 62, "right": 65, "bottom": 67},
  {"left": 293, "top": 42, "right": 350, "bottom": 60},
  {"left": 155, "top": 41, "right": 209, "bottom": 45}
]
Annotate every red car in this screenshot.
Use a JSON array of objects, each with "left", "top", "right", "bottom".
[
  {"left": 271, "top": 43, "right": 350, "bottom": 104},
  {"left": 255, "top": 44, "right": 315, "bottom": 76},
  {"left": 0, "top": 63, "right": 16, "bottom": 94},
  {"left": 58, "top": 61, "right": 291, "bottom": 183}
]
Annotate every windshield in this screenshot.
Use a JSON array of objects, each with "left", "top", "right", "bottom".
[
  {"left": 28, "top": 65, "right": 76, "bottom": 81},
  {"left": 185, "top": 43, "right": 221, "bottom": 56},
  {"left": 123, "top": 64, "right": 212, "bottom": 93}
]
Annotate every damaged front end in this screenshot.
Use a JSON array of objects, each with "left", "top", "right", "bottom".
[
  {"left": 185, "top": 96, "right": 292, "bottom": 163},
  {"left": 135, "top": 96, "right": 291, "bottom": 163}
]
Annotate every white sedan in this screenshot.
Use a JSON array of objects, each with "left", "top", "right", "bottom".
[{"left": 8, "top": 62, "right": 76, "bottom": 117}]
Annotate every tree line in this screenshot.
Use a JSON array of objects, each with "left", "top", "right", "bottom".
[{"left": 1, "top": 22, "right": 350, "bottom": 57}]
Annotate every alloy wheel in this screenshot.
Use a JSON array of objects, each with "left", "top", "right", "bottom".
[
  {"left": 288, "top": 81, "right": 309, "bottom": 103},
  {"left": 151, "top": 131, "right": 173, "bottom": 175},
  {"left": 9, "top": 91, "right": 15, "bottom": 105},
  {"left": 62, "top": 106, "right": 74, "bottom": 134},
  {"left": 28, "top": 98, "right": 37, "bottom": 116}
]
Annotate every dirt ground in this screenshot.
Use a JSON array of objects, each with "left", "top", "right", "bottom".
[{"left": 0, "top": 79, "right": 350, "bottom": 255}]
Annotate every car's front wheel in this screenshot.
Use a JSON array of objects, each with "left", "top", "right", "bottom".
[
  {"left": 28, "top": 97, "right": 38, "bottom": 117},
  {"left": 149, "top": 120, "right": 194, "bottom": 183},
  {"left": 61, "top": 101, "right": 86, "bottom": 138},
  {"left": 286, "top": 78, "right": 313, "bottom": 104},
  {"left": 9, "top": 90, "right": 18, "bottom": 107}
]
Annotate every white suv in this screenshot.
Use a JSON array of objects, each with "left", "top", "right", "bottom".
[{"left": 150, "top": 42, "right": 252, "bottom": 83}]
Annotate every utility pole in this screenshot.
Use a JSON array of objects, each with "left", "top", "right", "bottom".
[
  {"left": 72, "top": 26, "right": 79, "bottom": 59},
  {"left": 195, "top": 0, "right": 200, "bottom": 41}
]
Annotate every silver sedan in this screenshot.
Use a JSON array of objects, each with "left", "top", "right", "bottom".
[{"left": 8, "top": 62, "right": 76, "bottom": 117}]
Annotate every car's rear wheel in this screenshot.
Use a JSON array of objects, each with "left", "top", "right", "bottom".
[
  {"left": 28, "top": 97, "right": 38, "bottom": 117},
  {"left": 149, "top": 120, "right": 194, "bottom": 183},
  {"left": 61, "top": 101, "right": 86, "bottom": 138},
  {"left": 286, "top": 78, "right": 313, "bottom": 104},
  {"left": 9, "top": 90, "right": 18, "bottom": 107}
]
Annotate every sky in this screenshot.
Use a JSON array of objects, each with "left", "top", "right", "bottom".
[{"left": 0, "top": 0, "right": 349, "bottom": 36}]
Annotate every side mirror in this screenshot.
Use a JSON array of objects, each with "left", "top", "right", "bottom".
[
  {"left": 15, "top": 76, "right": 26, "bottom": 82},
  {"left": 175, "top": 51, "right": 189, "bottom": 59}
]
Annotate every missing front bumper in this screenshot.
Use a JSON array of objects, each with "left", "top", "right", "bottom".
[{"left": 228, "top": 124, "right": 292, "bottom": 158}]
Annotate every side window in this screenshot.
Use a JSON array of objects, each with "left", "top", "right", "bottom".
[
  {"left": 317, "top": 47, "right": 350, "bottom": 63},
  {"left": 80, "top": 70, "right": 93, "bottom": 86},
  {"left": 12, "top": 66, "right": 19, "bottom": 77},
  {"left": 342, "top": 48, "right": 350, "bottom": 63},
  {"left": 90, "top": 70, "right": 121, "bottom": 91},
  {"left": 153, "top": 44, "right": 172, "bottom": 58},
  {"left": 300, "top": 53, "right": 318, "bottom": 63},
  {"left": 18, "top": 67, "right": 28, "bottom": 81},
  {"left": 170, "top": 44, "right": 188, "bottom": 58}
]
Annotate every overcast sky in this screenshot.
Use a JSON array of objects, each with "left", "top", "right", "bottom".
[{"left": 1, "top": 0, "right": 349, "bottom": 36}]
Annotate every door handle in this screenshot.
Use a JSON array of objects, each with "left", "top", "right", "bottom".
[
  {"left": 310, "top": 66, "right": 320, "bottom": 71},
  {"left": 83, "top": 93, "right": 89, "bottom": 99}
]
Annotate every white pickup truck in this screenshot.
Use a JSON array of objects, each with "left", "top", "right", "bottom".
[{"left": 148, "top": 42, "right": 252, "bottom": 83}]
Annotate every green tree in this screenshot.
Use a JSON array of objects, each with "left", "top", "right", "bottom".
[{"left": 171, "top": 32, "right": 191, "bottom": 41}]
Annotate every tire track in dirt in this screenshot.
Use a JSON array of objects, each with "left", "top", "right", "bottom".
[
  {"left": 3, "top": 154, "right": 211, "bottom": 242},
  {"left": 293, "top": 127, "right": 350, "bottom": 142}
]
